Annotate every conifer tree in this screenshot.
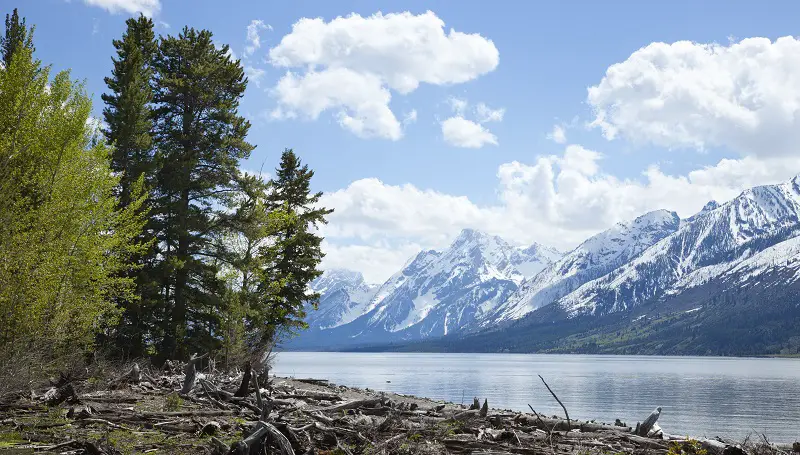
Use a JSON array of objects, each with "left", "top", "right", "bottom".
[
  {"left": 263, "top": 149, "right": 333, "bottom": 342},
  {"left": 102, "top": 14, "right": 156, "bottom": 208},
  {"left": 101, "top": 14, "right": 157, "bottom": 358},
  {"left": 152, "top": 27, "right": 253, "bottom": 360},
  {"left": 1, "top": 8, "right": 33, "bottom": 68}
]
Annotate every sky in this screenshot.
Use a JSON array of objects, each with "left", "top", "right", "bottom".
[{"left": 16, "top": 0, "right": 800, "bottom": 283}]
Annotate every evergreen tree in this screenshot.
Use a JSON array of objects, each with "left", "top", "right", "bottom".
[
  {"left": 102, "top": 14, "right": 156, "bottom": 208},
  {"left": 1, "top": 8, "right": 33, "bottom": 68},
  {"left": 152, "top": 27, "right": 253, "bottom": 360},
  {"left": 101, "top": 14, "right": 157, "bottom": 358},
  {"left": 263, "top": 149, "right": 333, "bottom": 343}
]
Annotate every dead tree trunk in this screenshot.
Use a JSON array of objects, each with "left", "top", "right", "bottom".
[
  {"left": 234, "top": 362, "right": 251, "bottom": 398},
  {"left": 180, "top": 353, "right": 207, "bottom": 395}
]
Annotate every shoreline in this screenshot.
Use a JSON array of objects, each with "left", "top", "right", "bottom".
[{"left": 1, "top": 366, "right": 797, "bottom": 454}]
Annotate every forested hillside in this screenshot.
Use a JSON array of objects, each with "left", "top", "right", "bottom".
[{"left": 0, "top": 9, "right": 331, "bottom": 385}]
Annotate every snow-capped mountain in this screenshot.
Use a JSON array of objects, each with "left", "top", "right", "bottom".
[
  {"left": 484, "top": 209, "right": 681, "bottom": 324},
  {"left": 557, "top": 176, "right": 800, "bottom": 317},
  {"left": 305, "top": 269, "right": 379, "bottom": 330},
  {"left": 289, "top": 229, "right": 562, "bottom": 348},
  {"left": 358, "top": 228, "right": 562, "bottom": 339}
]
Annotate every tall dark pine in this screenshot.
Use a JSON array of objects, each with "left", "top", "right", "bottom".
[
  {"left": 153, "top": 27, "right": 253, "bottom": 360},
  {"left": 101, "top": 14, "right": 157, "bottom": 358},
  {"left": 102, "top": 14, "right": 156, "bottom": 207},
  {"left": 1, "top": 8, "right": 32, "bottom": 67},
  {"left": 265, "top": 149, "right": 333, "bottom": 341}
]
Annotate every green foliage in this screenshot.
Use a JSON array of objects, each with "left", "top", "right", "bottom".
[
  {"left": 101, "top": 13, "right": 158, "bottom": 359},
  {"left": 668, "top": 439, "right": 708, "bottom": 455},
  {"left": 1, "top": 8, "right": 32, "bottom": 68},
  {"left": 165, "top": 393, "right": 183, "bottom": 411},
  {"left": 264, "top": 149, "right": 333, "bottom": 342},
  {"left": 1, "top": 9, "right": 332, "bottom": 372},
  {"left": 150, "top": 26, "right": 254, "bottom": 360},
  {"left": 0, "top": 23, "right": 148, "bottom": 368}
]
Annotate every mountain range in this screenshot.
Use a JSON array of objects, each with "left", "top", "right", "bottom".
[{"left": 289, "top": 175, "right": 800, "bottom": 356}]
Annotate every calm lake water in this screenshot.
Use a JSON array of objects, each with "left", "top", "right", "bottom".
[{"left": 273, "top": 352, "right": 800, "bottom": 443}]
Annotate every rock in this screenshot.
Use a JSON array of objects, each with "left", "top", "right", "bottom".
[
  {"left": 722, "top": 445, "right": 746, "bottom": 455},
  {"left": 202, "top": 421, "right": 221, "bottom": 436}
]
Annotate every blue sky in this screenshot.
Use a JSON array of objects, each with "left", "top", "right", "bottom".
[{"left": 18, "top": 0, "right": 800, "bottom": 282}]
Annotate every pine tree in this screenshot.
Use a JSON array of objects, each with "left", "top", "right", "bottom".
[
  {"left": 102, "top": 14, "right": 156, "bottom": 208},
  {"left": 152, "top": 27, "right": 253, "bottom": 360},
  {"left": 101, "top": 14, "right": 157, "bottom": 358},
  {"left": 263, "top": 149, "right": 333, "bottom": 343},
  {"left": 1, "top": 8, "right": 33, "bottom": 68}
]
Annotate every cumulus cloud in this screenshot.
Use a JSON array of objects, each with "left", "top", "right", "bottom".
[
  {"left": 267, "top": 11, "right": 498, "bottom": 139},
  {"left": 321, "top": 241, "right": 424, "bottom": 284},
  {"left": 320, "top": 145, "right": 800, "bottom": 282},
  {"left": 547, "top": 124, "right": 567, "bottom": 144},
  {"left": 441, "top": 117, "right": 498, "bottom": 148},
  {"left": 588, "top": 36, "right": 800, "bottom": 157},
  {"left": 245, "top": 20, "right": 271, "bottom": 56},
  {"left": 271, "top": 68, "right": 401, "bottom": 140},
  {"left": 83, "top": 0, "right": 159, "bottom": 16},
  {"left": 475, "top": 103, "right": 505, "bottom": 123},
  {"left": 440, "top": 98, "right": 503, "bottom": 148}
]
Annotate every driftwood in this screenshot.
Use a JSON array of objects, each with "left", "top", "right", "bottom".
[
  {"left": 538, "top": 374, "right": 571, "bottom": 430},
  {"left": 234, "top": 361, "right": 251, "bottom": 397},
  {"left": 230, "top": 420, "right": 295, "bottom": 455},
  {"left": 314, "top": 397, "right": 381, "bottom": 413},
  {"left": 1, "top": 365, "right": 785, "bottom": 455},
  {"left": 180, "top": 353, "right": 207, "bottom": 395},
  {"left": 637, "top": 406, "right": 662, "bottom": 436},
  {"left": 43, "top": 383, "right": 76, "bottom": 406}
]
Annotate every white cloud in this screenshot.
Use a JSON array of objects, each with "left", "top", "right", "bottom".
[
  {"left": 83, "top": 0, "right": 159, "bottom": 16},
  {"left": 588, "top": 36, "right": 800, "bottom": 157},
  {"left": 547, "top": 124, "right": 567, "bottom": 144},
  {"left": 475, "top": 103, "right": 505, "bottom": 123},
  {"left": 267, "top": 11, "right": 498, "bottom": 139},
  {"left": 441, "top": 117, "right": 498, "bottom": 148},
  {"left": 245, "top": 20, "right": 271, "bottom": 56},
  {"left": 402, "top": 109, "right": 418, "bottom": 126},
  {"left": 320, "top": 145, "right": 800, "bottom": 282},
  {"left": 448, "top": 97, "right": 468, "bottom": 117},
  {"left": 440, "top": 98, "right": 503, "bottom": 148},
  {"left": 321, "top": 241, "right": 423, "bottom": 284},
  {"left": 272, "top": 68, "right": 401, "bottom": 140},
  {"left": 245, "top": 67, "right": 266, "bottom": 88}
]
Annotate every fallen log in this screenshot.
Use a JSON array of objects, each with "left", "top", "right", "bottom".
[
  {"left": 294, "top": 378, "right": 330, "bottom": 386},
  {"left": 230, "top": 420, "right": 295, "bottom": 455},
  {"left": 515, "top": 414, "right": 632, "bottom": 433},
  {"left": 314, "top": 398, "right": 381, "bottom": 413},
  {"left": 43, "top": 383, "right": 76, "bottom": 406}
]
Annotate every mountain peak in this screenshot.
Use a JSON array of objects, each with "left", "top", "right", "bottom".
[{"left": 702, "top": 200, "right": 720, "bottom": 212}]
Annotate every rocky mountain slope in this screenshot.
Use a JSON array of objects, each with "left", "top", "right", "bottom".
[
  {"left": 482, "top": 209, "right": 680, "bottom": 325},
  {"left": 290, "top": 229, "right": 561, "bottom": 348}
]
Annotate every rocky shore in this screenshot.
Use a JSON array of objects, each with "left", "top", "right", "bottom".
[{"left": 0, "top": 362, "right": 797, "bottom": 454}]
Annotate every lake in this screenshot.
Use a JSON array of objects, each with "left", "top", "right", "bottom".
[{"left": 273, "top": 352, "right": 800, "bottom": 443}]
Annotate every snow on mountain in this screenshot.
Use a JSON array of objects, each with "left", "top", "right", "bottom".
[
  {"left": 557, "top": 176, "right": 800, "bottom": 316},
  {"left": 485, "top": 209, "right": 681, "bottom": 323},
  {"left": 344, "top": 228, "right": 562, "bottom": 339},
  {"left": 305, "top": 269, "right": 379, "bottom": 330}
]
